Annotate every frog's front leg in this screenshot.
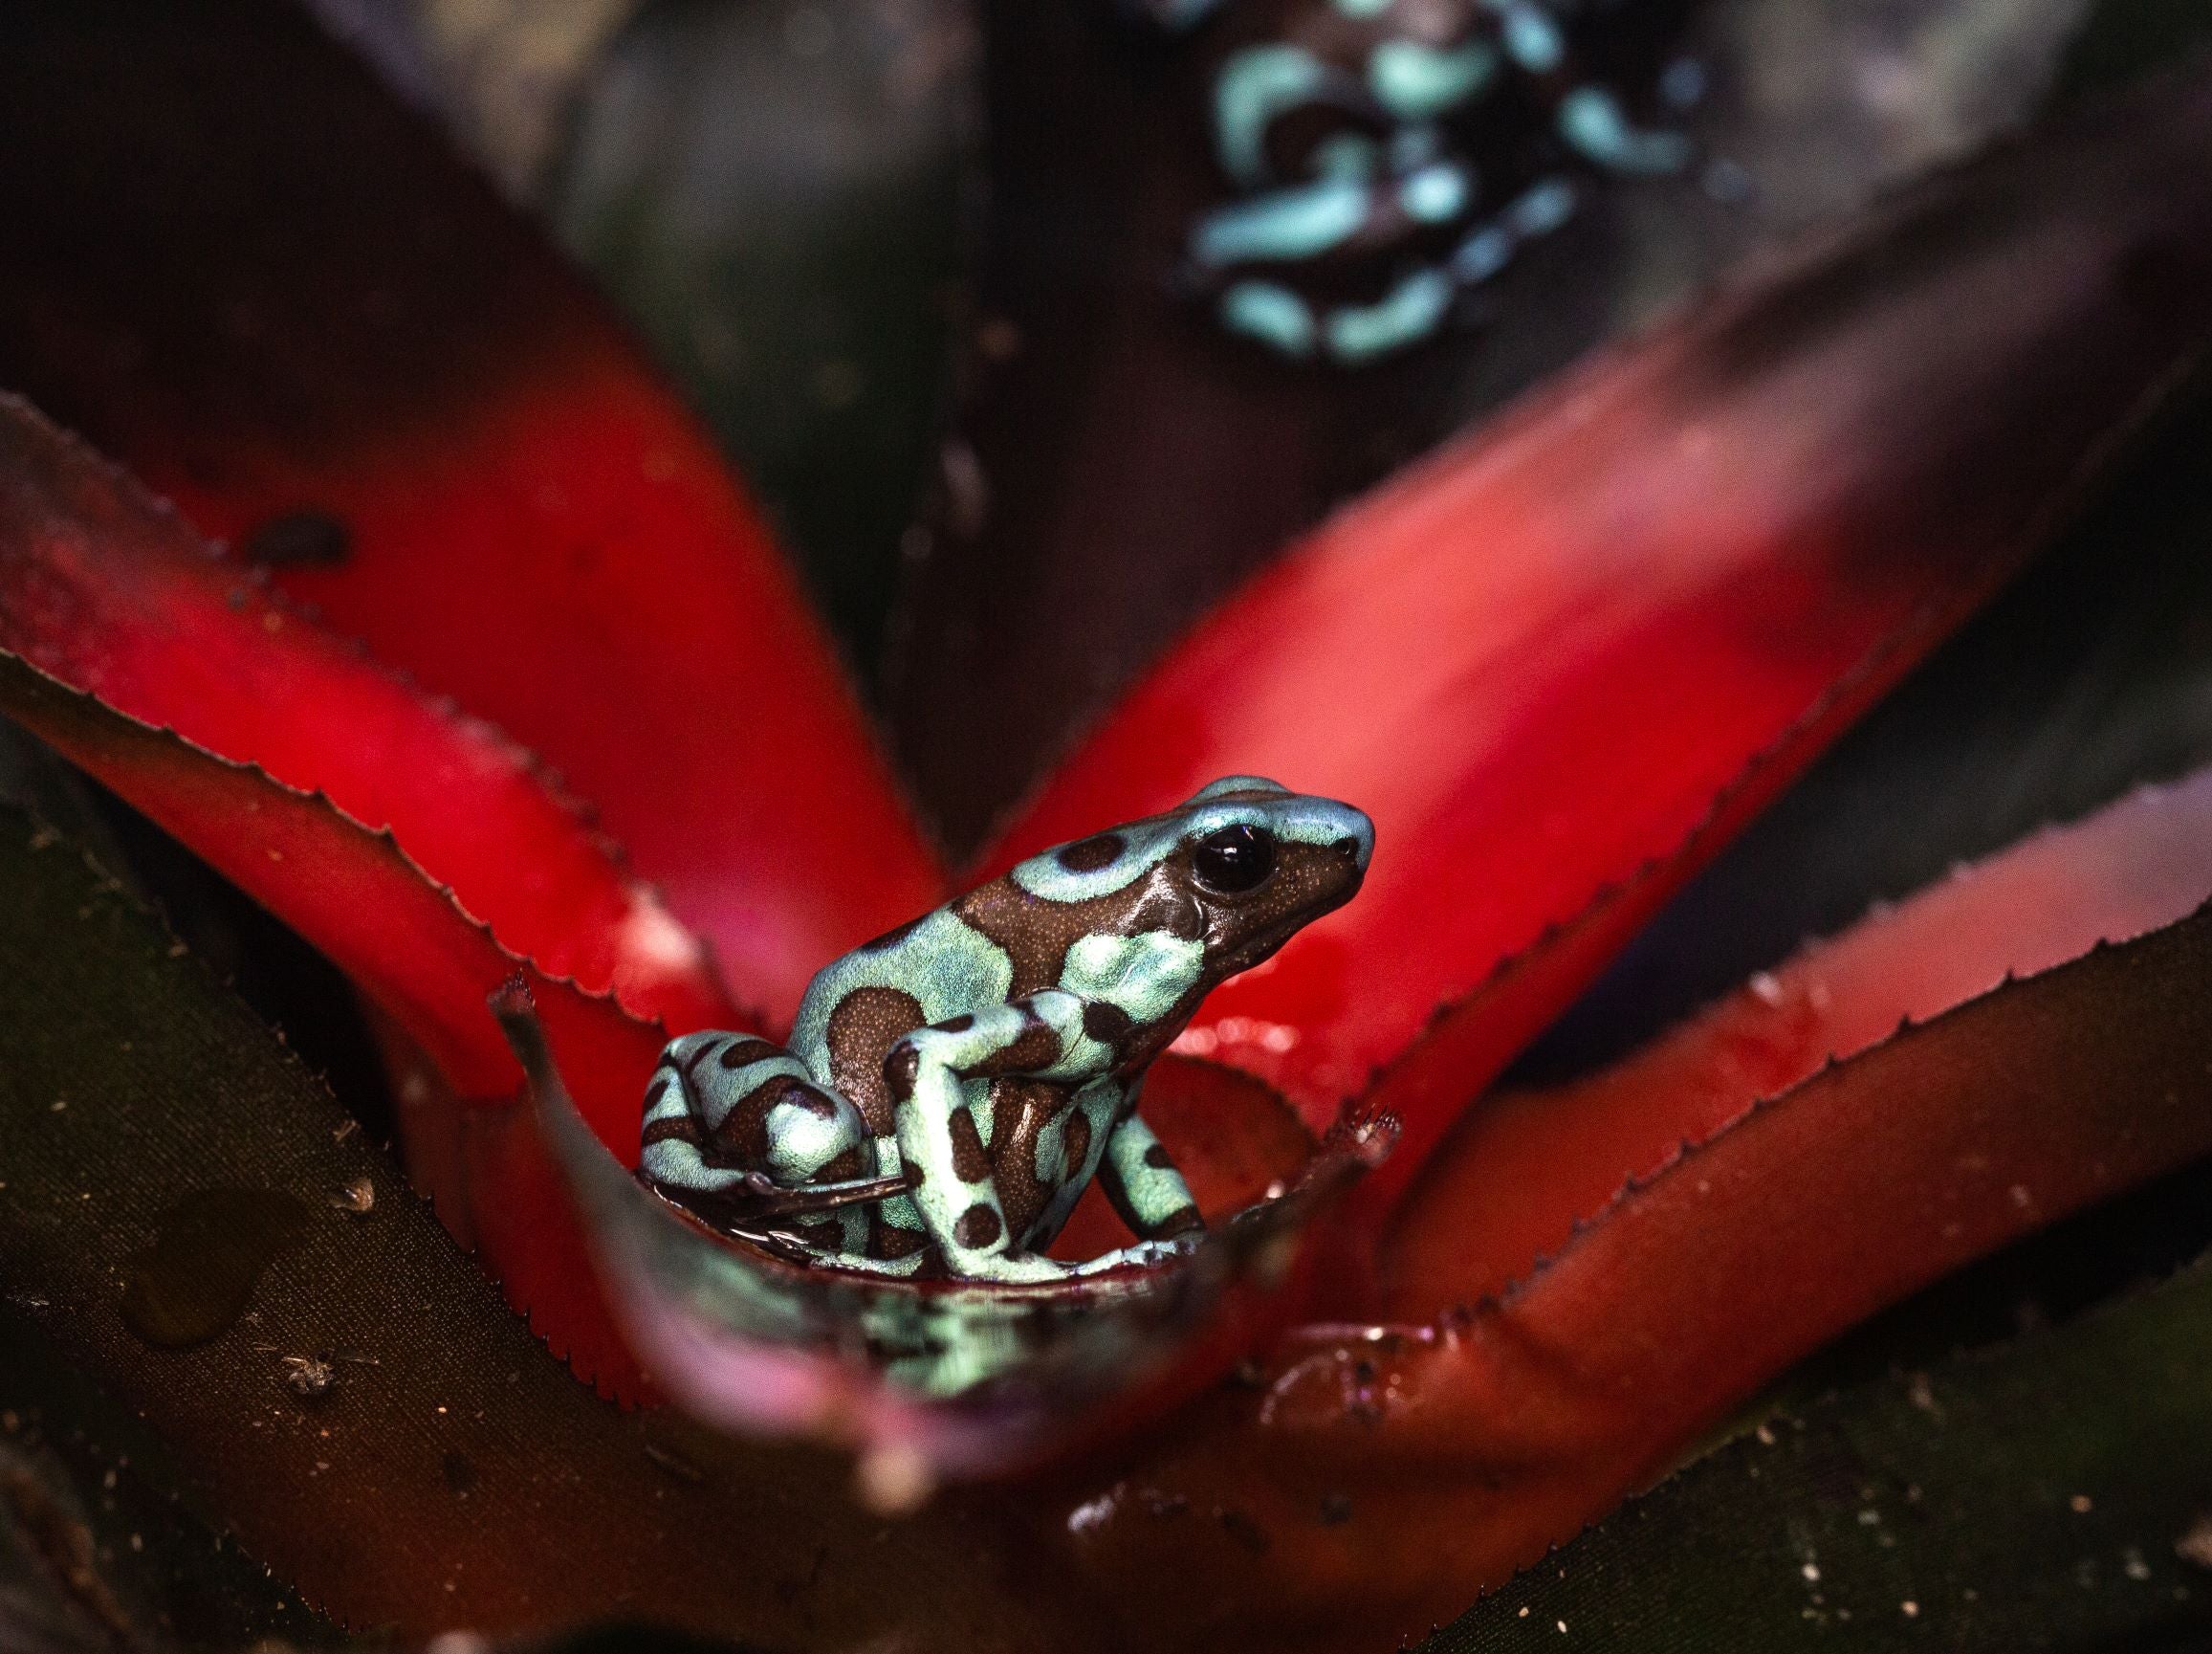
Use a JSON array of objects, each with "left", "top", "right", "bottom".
[
  {"left": 886, "top": 992, "right": 1107, "bottom": 1284},
  {"left": 1099, "top": 1106, "right": 1204, "bottom": 1245}
]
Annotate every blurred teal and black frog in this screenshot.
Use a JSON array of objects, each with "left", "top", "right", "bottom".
[
  {"left": 1140, "top": 0, "right": 1705, "bottom": 363},
  {"left": 639, "top": 778, "right": 1373, "bottom": 1283}
]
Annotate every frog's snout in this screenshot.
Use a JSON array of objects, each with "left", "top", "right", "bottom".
[{"left": 1324, "top": 805, "right": 1375, "bottom": 874}]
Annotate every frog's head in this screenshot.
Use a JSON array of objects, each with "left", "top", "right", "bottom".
[
  {"left": 1160, "top": 776, "right": 1373, "bottom": 980},
  {"left": 1009, "top": 776, "right": 1373, "bottom": 1001}
]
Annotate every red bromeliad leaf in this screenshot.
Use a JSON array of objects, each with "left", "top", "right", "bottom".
[
  {"left": 0, "top": 650, "right": 660, "bottom": 1392},
  {"left": 0, "top": 2, "right": 944, "bottom": 1026},
  {"left": 0, "top": 406, "right": 1368, "bottom": 1461},
  {"left": 1381, "top": 766, "right": 2212, "bottom": 1317},
  {"left": 1026, "top": 788, "right": 2212, "bottom": 1650},
  {"left": 984, "top": 68, "right": 2212, "bottom": 1232},
  {"left": 0, "top": 394, "right": 736, "bottom": 1035}
]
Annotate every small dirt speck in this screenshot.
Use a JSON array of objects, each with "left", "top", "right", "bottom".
[{"left": 280, "top": 1355, "right": 335, "bottom": 1399}]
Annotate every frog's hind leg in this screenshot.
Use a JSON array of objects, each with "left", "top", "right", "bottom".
[{"left": 640, "top": 1031, "right": 876, "bottom": 1254}]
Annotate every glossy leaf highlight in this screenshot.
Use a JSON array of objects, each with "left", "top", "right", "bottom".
[{"left": 0, "top": 394, "right": 734, "bottom": 1035}]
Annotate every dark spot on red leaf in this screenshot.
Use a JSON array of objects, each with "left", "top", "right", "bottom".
[{"left": 245, "top": 509, "right": 351, "bottom": 566}]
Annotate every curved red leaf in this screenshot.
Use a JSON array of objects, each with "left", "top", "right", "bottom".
[
  {"left": 1030, "top": 882, "right": 2212, "bottom": 1651},
  {"left": 0, "top": 394, "right": 735, "bottom": 1034},
  {"left": 1383, "top": 767, "right": 2212, "bottom": 1317},
  {"left": 0, "top": 3, "right": 944, "bottom": 1025},
  {"left": 988, "top": 68, "right": 2212, "bottom": 1230},
  {"left": 0, "top": 650, "right": 660, "bottom": 1393}
]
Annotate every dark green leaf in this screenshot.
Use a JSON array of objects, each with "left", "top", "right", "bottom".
[
  {"left": 2053, "top": 0, "right": 2212, "bottom": 105},
  {"left": 0, "top": 1315, "right": 339, "bottom": 1650},
  {"left": 1423, "top": 1257, "right": 2212, "bottom": 1652}
]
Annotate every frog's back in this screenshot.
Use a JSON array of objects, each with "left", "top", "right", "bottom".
[{"left": 787, "top": 904, "right": 1015, "bottom": 1136}]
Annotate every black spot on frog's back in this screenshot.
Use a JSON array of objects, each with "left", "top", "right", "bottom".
[
  {"left": 948, "top": 1108, "right": 992, "bottom": 1182},
  {"left": 827, "top": 985, "right": 927, "bottom": 1133},
  {"left": 953, "top": 1204, "right": 1003, "bottom": 1248},
  {"left": 1058, "top": 832, "right": 1124, "bottom": 872},
  {"left": 715, "top": 1036, "right": 783, "bottom": 1070},
  {"left": 1083, "top": 1001, "right": 1132, "bottom": 1045}
]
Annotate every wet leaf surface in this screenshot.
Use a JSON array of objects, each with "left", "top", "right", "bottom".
[
  {"left": 0, "top": 1316, "right": 339, "bottom": 1650},
  {"left": 1024, "top": 889, "right": 2212, "bottom": 1649},
  {"left": 0, "top": 803, "right": 1065, "bottom": 1650},
  {"left": 0, "top": 650, "right": 670, "bottom": 1392},
  {"left": 117, "top": 1189, "right": 313, "bottom": 1352},
  {"left": 1425, "top": 1255, "right": 2212, "bottom": 1652}
]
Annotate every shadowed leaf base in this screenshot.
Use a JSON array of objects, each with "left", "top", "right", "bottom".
[
  {"left": 1430, "top": 1252, "right": 2212, "bottom": 1651},
  {"left": 0, "top": 802, "right": 1059, "bottom": 1649}
]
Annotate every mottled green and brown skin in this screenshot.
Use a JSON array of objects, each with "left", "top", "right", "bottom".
[
  {"left": 641, "top": 778, "right": 1373, "bottom": 1282},
  {"left": 1152, "top": 0, "right": 1697, "bottom": 364}
]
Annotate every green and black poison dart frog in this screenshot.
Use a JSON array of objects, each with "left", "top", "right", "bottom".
[
  {"left": 1130, "top": 0, "right": 1717, "bottom": 363},
  {"left": 639, "top": 777, "right": 1373, "bottom": 1284}
]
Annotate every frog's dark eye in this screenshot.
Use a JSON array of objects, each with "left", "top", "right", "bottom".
[{"left": 1192, "top": 825, "right": 1276, "bottom": 894}]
